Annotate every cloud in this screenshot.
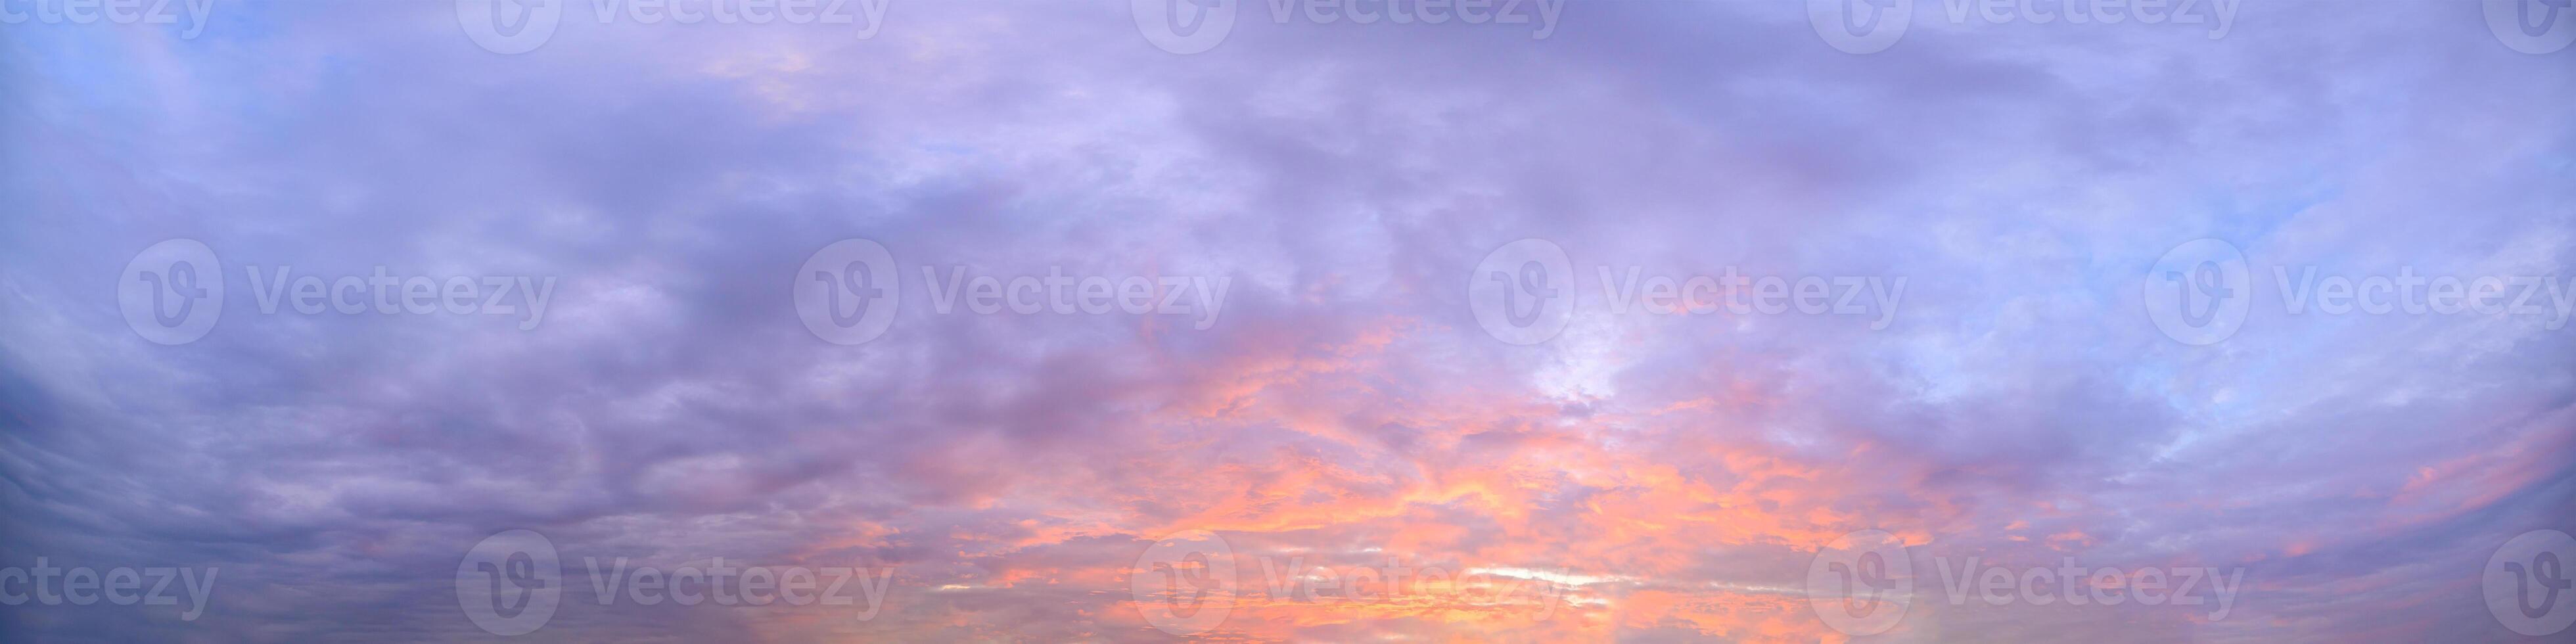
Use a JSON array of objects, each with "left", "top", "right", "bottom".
[{"left": 1, "top": 1, "right": 2569, "bottom": 641}]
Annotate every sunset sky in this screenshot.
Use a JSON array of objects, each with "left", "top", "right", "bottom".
[{"left": 3, "top": 1, "right": 2573, "bottom": 641}]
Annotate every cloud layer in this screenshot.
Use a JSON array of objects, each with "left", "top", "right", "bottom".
[{"left": 2, "top": 1, "right": 2571, "bottom": 641}]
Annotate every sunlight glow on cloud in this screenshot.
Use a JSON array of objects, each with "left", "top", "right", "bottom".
[{"left": 1, "top": 0, "right": 2571, "bottom": 641}]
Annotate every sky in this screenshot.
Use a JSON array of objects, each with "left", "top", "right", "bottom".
[{"left": 2, "top": 0, "right": 2573, "bottom": 641}]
